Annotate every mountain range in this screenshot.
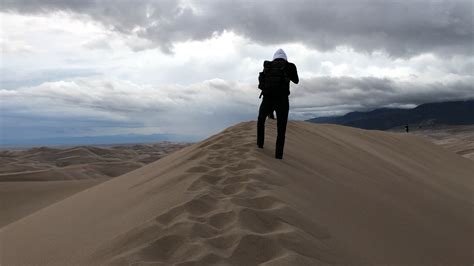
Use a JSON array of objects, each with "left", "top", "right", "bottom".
[{"left": 308, "top": 100, "right": 474, "bottom": 130}]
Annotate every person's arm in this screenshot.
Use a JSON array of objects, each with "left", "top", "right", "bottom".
[{"left": 288, "top": 63, "right": 299, "bottom": 84}]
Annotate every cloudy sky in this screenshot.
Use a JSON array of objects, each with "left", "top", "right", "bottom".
[{"left": 1, "top": 0, "right": 473, "bottom": 143}]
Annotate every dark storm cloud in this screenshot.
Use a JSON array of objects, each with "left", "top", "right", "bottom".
[
  {"left": 291, "top": 76, "right": 474, "bottom": 118},
  {"left": 2, "top": 0, "right": 472, "bottom": 57}
]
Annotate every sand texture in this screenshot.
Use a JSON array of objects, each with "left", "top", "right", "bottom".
[
  {"left": 1, "top": 121, "right": 473, "bottom": 265},
  {"left": 0, "top": 142, "right": 188, "bottom": 227},
  {"left": 412, "top": 125, "right": 474, "bottom": 161}
]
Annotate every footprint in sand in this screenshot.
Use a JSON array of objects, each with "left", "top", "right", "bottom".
[
  {"left": 184, "top": 221, "right": 220, "bottom": 238},
  {"left": 202, "top": 162, "right": 224, "bottom": 169},
  {"left": 221, "top": 174, "right": 250, "bottom": 185},
  {"left": 182, "top": 194, "right": 219, "bottom": 216},
  {"left": 229, "top": 234, "right": 282, "bottom": 265},
  {"left": 176, "top": 253, "right": 226, "bottom": 266},
  {"left": 237, "top": 208, "right": 287, "bottom": 234},
  {"left": 186, "top": 179, "right": 209, "bottom": 192},
  {"left": 131, "top": 222, "right": 220, "bottom": 263},
  {"left": 205, "top": 234, "right": 240, "bottom": 250},
  {"left": 231, "top": 195, "right": 284, "bottom": 210},
  {"left": 156, "top": 194, "right": 219, "bottom": 225},
  {"left": 228, "top": 182, "right": 271, "bottom": 198},
  {"left": 206, "top": 154, "right": 239, "bottom": 165},
  {"left": 186, "top": 165, "right": 211, "bottom": 173},
  {"left": 225, "top": 161, "right": 258, "bottom": 173},
  {"left": 221, "top": 182, "right": 247, "bottom": 195},
  {"left": 219, "top": 173, "right": 271, "bottom": 196},
  {"left": 186, "top": 169, "right": 226, "bottom": 192},
  {"left": 249, "top": 182, "right": 271, "bottom": 192},
  {"left": 234, "top": 148, "right": 252, "bottom": 155},
  {"left": 198, "top": 174, "right": 222, "bottom": 186},
  {"left": 208, "top": 210, "right": 237, "bottom": 230}
]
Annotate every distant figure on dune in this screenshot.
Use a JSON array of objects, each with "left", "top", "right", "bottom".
[{"left": 257, "top": 48, "right": 299, "bottom": 159}]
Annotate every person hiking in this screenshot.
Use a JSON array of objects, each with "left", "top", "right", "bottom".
[{"left": 257, "top": 48, "right": 299, "bottom": 159}]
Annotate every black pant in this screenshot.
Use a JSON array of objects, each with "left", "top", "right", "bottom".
[{"left": 257, "top": 96, "right": 289, "bottom": 159}]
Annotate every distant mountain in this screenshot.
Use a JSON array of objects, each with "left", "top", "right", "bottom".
[{"left": 307, "top": 100, "right": 474, "bottom": 130}]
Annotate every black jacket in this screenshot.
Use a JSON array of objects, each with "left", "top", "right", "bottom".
[{"left": 262, "top": 58, "right": 299, "bottom": 97}]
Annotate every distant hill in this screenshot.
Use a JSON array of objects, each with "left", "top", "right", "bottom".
[
  {"left": 307, "top": 100, "right": 474, "bottom": 130},
  {"left": 0, "top": 133, "right": 201, "bottom": 149}
]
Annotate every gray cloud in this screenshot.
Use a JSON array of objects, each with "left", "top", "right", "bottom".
[
  {"left": 0, "top": 68, "right": 101, "bottom": 90},
  {"left": 82, "top": 38, "right": 111, "bottom": 50},
  {"left": 0, "top": 77, "right": 258, "bottom": 139},
  {"left": 2, "top": 0, "right": 472, "bottom": 57},
  {"left": 1, "top": 76, "right": 472, "bottom": 140},
  {"left": 291, "top": 76, "right": 474, "bottom": 118}
]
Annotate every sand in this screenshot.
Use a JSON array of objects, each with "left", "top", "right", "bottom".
[
  {"left": 411, "top": 125, "right": 474, "bottom": 161},
  {"left": 0, "top": 142, "right": 189, "bottom": 227},
  {"left": 1, "top": 121, "right": 473, "bottom": 265}
]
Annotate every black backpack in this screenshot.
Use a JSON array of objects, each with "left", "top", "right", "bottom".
[{"left": 258, "top": 60, "right": 288, "bottom": 98}]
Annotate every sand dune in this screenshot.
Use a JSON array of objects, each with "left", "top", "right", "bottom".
[
  {"left": 0, "top": 142, "right": 189, "bottom": 227},
  {"left": 1, "top": 121, "right": 473, "bottom": 265},
  {"left": 0, "top": 178, "right": 107, "bottom": 228},
  {"left": 0, "top": 142, "right": 190, "bottom": 177},
  {"left": 411, "top": 125, "right": 474, "bottom": 161}
]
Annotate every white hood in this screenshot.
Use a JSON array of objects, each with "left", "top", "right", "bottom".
[{"left": 273, "top": 48, "right": 287, "bottom": 61}]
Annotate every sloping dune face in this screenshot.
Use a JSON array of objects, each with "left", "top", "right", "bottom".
[
  {"left": 1, "top": 121, "right": 473, "bottom": 265},
  {"left": 0, "top": 143, "right": 188, "bottom": 228}
]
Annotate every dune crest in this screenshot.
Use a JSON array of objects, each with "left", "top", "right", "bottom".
[{"left": 1, "top": 121, "right": 473, "bottom": 265}]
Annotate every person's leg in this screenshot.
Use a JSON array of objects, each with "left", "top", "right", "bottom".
[
  {"left": 257, "top": 98, "right": 273, "bottom": 148},
  {"left": 275, "top": 98, "right": 289, "bottom": 159}
]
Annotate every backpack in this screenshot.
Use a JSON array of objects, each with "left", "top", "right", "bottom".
[{"left": 258, "top": 60, "right": 288, "bottom": 98}]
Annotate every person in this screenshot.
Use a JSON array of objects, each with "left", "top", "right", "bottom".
[{"left": 257, "top": 48, "right": 299, "bottom": 159}]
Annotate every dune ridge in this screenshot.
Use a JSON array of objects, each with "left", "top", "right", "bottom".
[
  {"left": 1, "top": 121, "right": 473, "bottom": 265},
  {"left": 90, "top": 122, "right": 358, "bottom": 265}
]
